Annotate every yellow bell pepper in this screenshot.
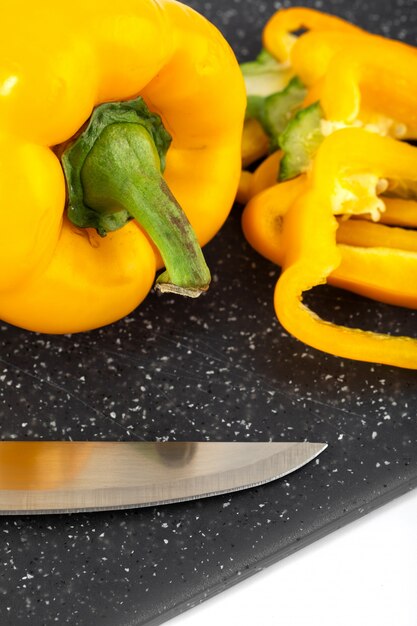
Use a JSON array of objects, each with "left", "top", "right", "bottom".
[
  {"left": 240, "top": 8, "right": 361, "bottom": 168},
  {"left": 242, "top": 173, "right": 417, "bottom": 310},
  {"left": 241, "top": 118, "right": 270, "bottom": 168},
  {"left": 0, "top": 0, "right": 245, "bottom": 333},
  {"left": 236, "top": 150, "right": 282, "bottom": 204},
  {"left": 319, "top": 36, "right": 417, "bottom": 138},
  {"left": 266, "top": 8, "right": 417, "bottom": 137},
  {"left": 275, "top": 128, "right": 417, "bottom": 369},
  {"left": 373, "top": 198, "right": 417, "bottom": 228},
  {"left": 239, "top": 8, "right": 417, "bottom": 368},
  {"left": 241, "top": 7, "right": 417, "bottom": 177},
  {"left": 236, "top": 171, "right": 254, "bottom": 205},
  {"left": 244, "top": 150, "right": 417, "bottom": 232},
  {"left": 238, "top": 9, "right": 370, "bottom": 181},
  {"left": 248, "top": 151, "right": 283, "bottom": 198},
  {"left": 332, "top": 246, "right": 417, "bottom": 310},
  {"left": 336, "top": 219, "right": 417, "bottom": 253},
  {"left": 263, "top": 7, "right": 363, "bottom": 65}
]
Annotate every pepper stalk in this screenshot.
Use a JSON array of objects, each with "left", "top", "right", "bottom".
[{"left": 61, "top": 98, "right": 211, "bottom": 298}]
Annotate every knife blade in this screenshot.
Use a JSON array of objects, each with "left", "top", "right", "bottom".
[{"left": 0, "top": 441, "right": 327, "bottom": 515}]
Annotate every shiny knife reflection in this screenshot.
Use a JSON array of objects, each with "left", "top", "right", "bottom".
[{"left": 0, "top": 441, "right": 327, "bottom": 515}]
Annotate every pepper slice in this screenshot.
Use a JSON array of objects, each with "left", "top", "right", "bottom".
[
  {"left": 377, "top": 198, "right": 417, "bottom": 228},
  {"left": 336, "top": 220, "right": 417, "bottom": 254},
  {"left": 263, "top": 7, "right": 362, "bottom": 65},
  {"left": 259, "top": 8, "right": 417, "bottom": 162},
  {"left": 241, "top": 118, "right": 270, "bottom": 167},
  {"left": 320, "top": 36, "right": 417, "bottom": 138},
  {"left": 242, "top": 175, "right": 417, "bottom": 310},
  {"left": 275, "top": 128, "right": 417, "bottom": 369}
]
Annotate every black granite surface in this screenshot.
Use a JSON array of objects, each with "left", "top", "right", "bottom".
[{"left": 1, "top": 0, "right": 417, "bottom": 624}]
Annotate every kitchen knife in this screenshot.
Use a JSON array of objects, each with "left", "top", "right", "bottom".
[{"left": 0, "top": 441, "right": 327, "bottom": 515}]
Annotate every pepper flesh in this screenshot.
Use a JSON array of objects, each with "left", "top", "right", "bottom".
[
  {"left": 374, "top": 198, "right": 417, "bottom": 228},
  {"left": 263, "top": 7, "right": 362, "bottom": 65},
  {"left": 242, "top": 174, "right": 417, "bottom": 310},
  {"left": 336, "top": 220, "right": 417, "bottom": 254},
  {"left": 260, "top": 8, "right": 417, "bottom": 146},
  {"left": 241, "top": 118, "right": 270, "bottom": 167},
  {"left": 276, "top": 129, "right": 417, "bottom": 369},
  {"left": 244, "top": 152, "right": 417, "bottom": 250},
  {"left": 0, "top": 0, "right": 245, "bottom": 333},
  {"left": 240, "top": 8, "right": 417, "bottom": 367},
  {"left": 319, "top": 37, "right": 417, "bottom": 137}
]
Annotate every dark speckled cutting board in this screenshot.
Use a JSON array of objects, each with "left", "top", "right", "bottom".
[{"left": 1, "top": 1, "right": 417, "bottom": 624}]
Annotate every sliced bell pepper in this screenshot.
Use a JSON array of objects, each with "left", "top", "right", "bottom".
[
  {"left": 242, "top": 175, "right": 303, "bottom": 266},
  {"left": 332, "top": 246, "right": 417, "bottom": 310},
  {"left": 245, "top": 76, "right": 307, "bottom": 153},
  {"left": 319, "top": 37, "right": 417, "bottom": 138},
  {"left": 240, "top": 9, "right": 364, "bottom": 169},
  {"left": 377, "top": 198, "right": 417, "bottom": 228},
  {"left": 248, "top": 151, "right": 283, "bottom": 198},
  {"left": 275, "top": 128, "right": 417, "bottom": 369},
  {"left": 240, "top": 49, "right": 293, "bottom": 98},
  {"left": 236, "top": 171, "right": 254, "bottom": 205},
  {"left": 244, "top": 8, "right": 417, "bottom": 180},
  {"left": 0, "top": 0, "right": 245, "bottom": 333},
  {"left": 384, "top": 180, "right": 417, "bottom": 203},
  {"left": 242, "top": 174, "right": 417, "bottom": 310},
  {"left": 240, "top": 50, "right": 287, "bottom": 166},
  {"left": 236, "top": 151, "right": 282, "bottom": 206},
  {"left": 263, "top": 7, "right": 362, "bottom": 65},
  {"left": 336, "top": 219, "right": 417, "bottom": 254},
  {"left": 241, "top": 118, "right": 270, "bottom": 168},
  {"left": 289, "top": 30, "right": 366, "bottom": 86},
  {"left": 240, "top": 138, "right": 417, "bottom": 235}
]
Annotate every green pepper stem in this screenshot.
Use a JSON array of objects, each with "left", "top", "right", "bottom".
[{"left": 61, "top": 100, "right": 211, "bottom": 298}]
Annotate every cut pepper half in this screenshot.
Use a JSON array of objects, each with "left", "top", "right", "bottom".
[{"left": 275, "top": 128, "right": 417, "bottom": 369}]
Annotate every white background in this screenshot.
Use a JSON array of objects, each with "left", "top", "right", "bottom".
[{"left": 169, "top": 488, "right": 417, "bottom": 626}]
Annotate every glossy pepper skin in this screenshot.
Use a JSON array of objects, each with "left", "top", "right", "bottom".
[
  {"left": 0, "top": 0, "right": 245, "bottom": 333},
  {"left": 263, "top": 8, "right": 417, "bottom": 138},
  {"left": 242, "top": 168, "right": 417, "bottom": 310},
  {"left": 238, "top": 6, "right": 417, "bottom": 176},
  {"left": 275, "top": 129, "right": 417, "bottom": 369},
  {"left": 238, "top": 9, "right": 367, "bottom": 187},
  {"left": 263, "top": 7, "right": 363, "bottom": 66}
]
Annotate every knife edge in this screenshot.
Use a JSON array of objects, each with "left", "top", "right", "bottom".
[{"left": 0, "top": 441, "right": 327, "bottom": 515}]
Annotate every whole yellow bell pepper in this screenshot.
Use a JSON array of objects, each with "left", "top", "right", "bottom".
[{"left": 0, "top": 0, "right": 245, "bottom": 333}]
